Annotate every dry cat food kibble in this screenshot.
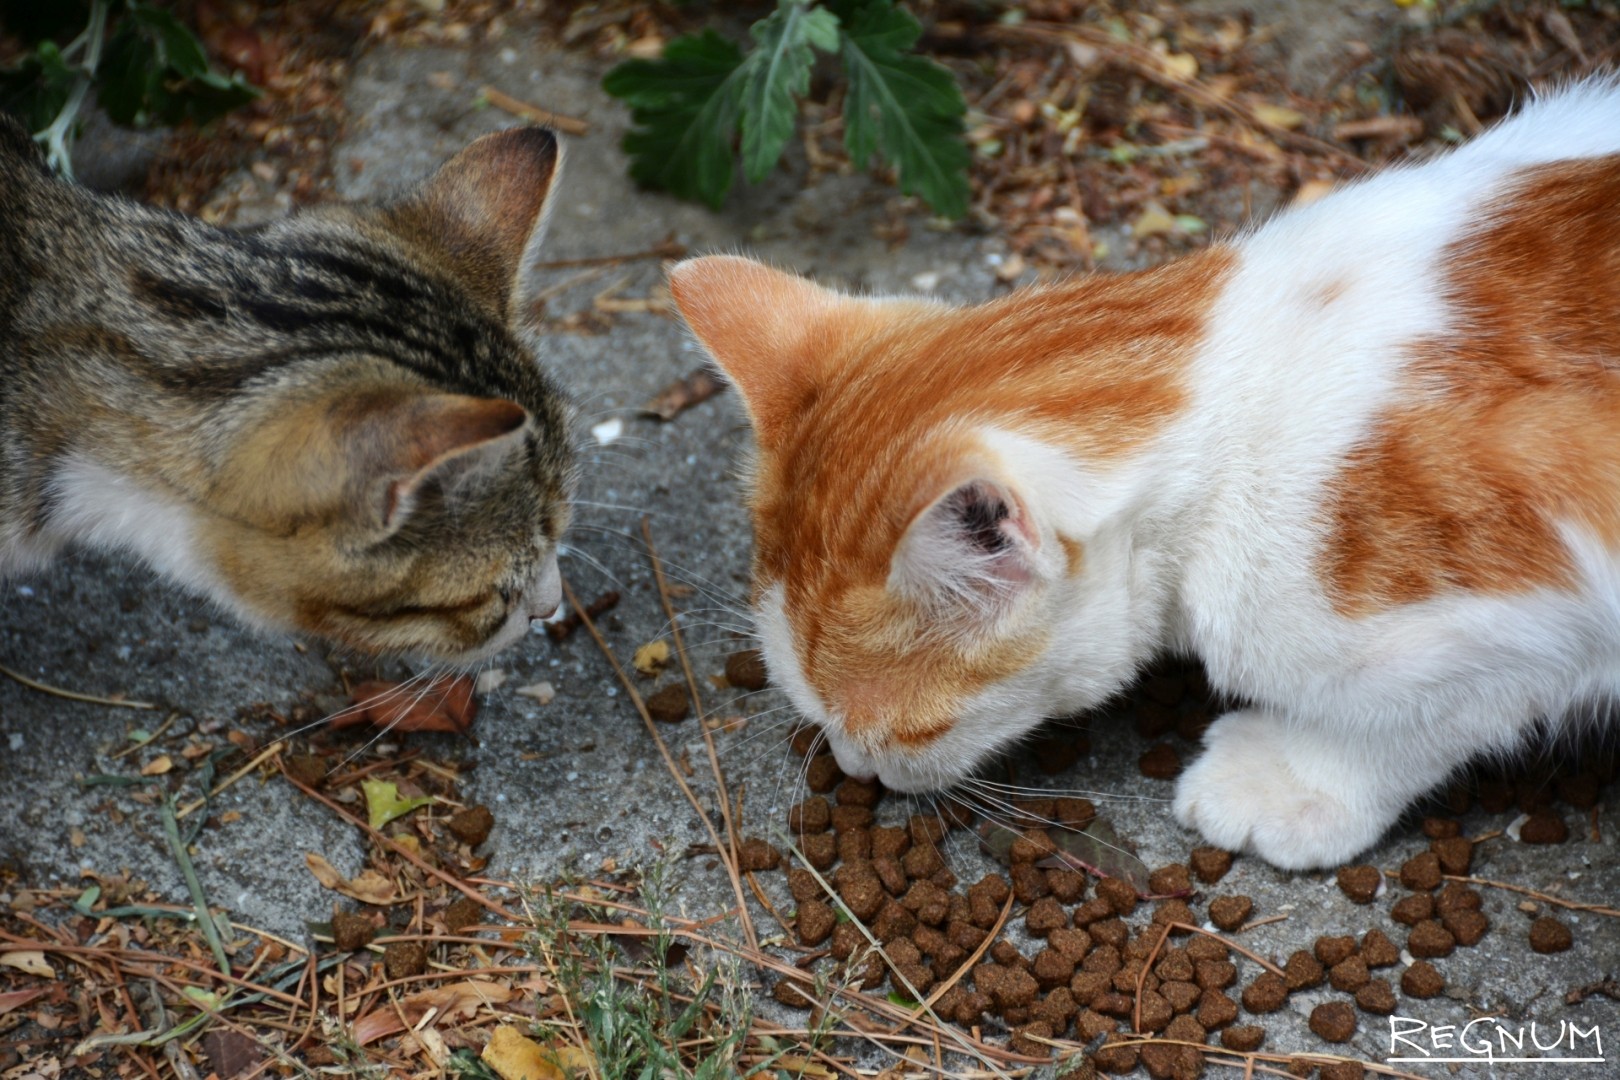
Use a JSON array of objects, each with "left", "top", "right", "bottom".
[
  {"left": 1189, "top": 846, "right": 1233, "bottom": 883},
  {"left": 1354, "top": 978, "right": 1396, "bottom": 1015},
  {"left": 1408, "top": 919, "right": 1457, "bottom": 958},
  {"left": 1138, "top": 742, "right": 1182, "bottom": 779},
  {"left": 1240, "top": 972, "right": 1289, "bottom": 1013},
  {"left": 1207, "top": 895, "right": 1252, "bottom": 931},
  {"left": 644, "top": 683, "right": 690, "bottom": 723},
  {"left": 1282, "top": 950, "right": 1324, "bottom": 991},
  {"left": 383, "top": 941, "right": 427, "bottom": 979},
  {"left": 1360, "top": 929, "right": 1399, "bottom": 968},
  {"left": 1401, "top": 960, "right": 1446, "bottom": 998},
  {"left": 1399, "top": 852, "right": 1443, "bottom": 891},
  {"left": 1391, "top": 893, "right": 1434, "bottom": 925},
  {"left": 444, "top": 804, "right": 494, "bottom": 847},
  {"left": 331, "top": 910, "right": 374, "bottom": 951},
  {"left": 1518, "top": 810, "right": 1569, "bottom": 844},
  {"left": 1335, "top": 865, "right": 1382, "bottom": 902},
  {"left": 723, "top": 649, "right": 768, "bottom": 691},
  {"left": 1442, "top": 907, "right": 1490, "bottom": 946},
  {"left": 1314, "top": 935, "right": 1357, "bottom": 967},
  {"left": 1528, "top": 915, "right": 1574, "bottom": 953},
  {"left": 1221, "top": 1025, "right": 1266, "bottom": 1052},
  {"left": 737, "top": 837, "right": 781, "bottom": 872},
  {"left": 1309, "top": 1001, "right": 1357, "bottom": 1042},
  {"left": 1430, "top": 836, "right": 1473, "bottom": 874}
]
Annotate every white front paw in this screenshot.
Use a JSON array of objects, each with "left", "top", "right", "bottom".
[{"left": 1172, "top": 709, "right": 1391, "bottom": 870}]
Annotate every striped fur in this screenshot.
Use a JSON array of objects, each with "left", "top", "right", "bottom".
[{"left": 0, "top": 116, "right": 575, "bottom": 662}]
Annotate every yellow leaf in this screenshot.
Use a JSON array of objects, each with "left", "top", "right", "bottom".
[
  {"left": 0, "top": 951, "right": 55, "bottom": 979},
  {"left": 481, "top": 1026, "right": 567, "bottom": 1080},
  {"left": 772, "top": 1056, "right": 834, "bottom": 1078},
  {"left": 632, "top": 639, "right": 670, "bottom": 676},
  {"left": 1252, "top": 104, "right": 1306, "bottom": 130},
  {"left": 140, "top": 755, "right": 173, "bottom": 777},
  {"left": 1131, "top": 202, "right": 1177, "bottom": 238},
  {"left": 362, "top": 778, "right": 434, "bottom": 830},
  {"left": 305, "top": 852, "right": 344, "bottom": 890},
  {"left": 344, "top": 870, "right": 398, "bottom": 906},
  {"left": 305, "top": 853, "right": 399, "bottom": 906},
  {"left": 1161, "top": 52, "right": 1198, "bottom": 80}
]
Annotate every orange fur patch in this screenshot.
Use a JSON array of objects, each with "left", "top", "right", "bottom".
[
  {"left": 1324, "top": 156, "right": 1620, "bottom": 615},
  {"left": 745, "top": 248, "right": 1236, "bottom": 743}
]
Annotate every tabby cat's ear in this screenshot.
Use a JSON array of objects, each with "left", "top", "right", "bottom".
[
  {"left": 387, "top": 126, "right": 562, "bottom": 319},
  {"left": 669, "top": 256, "right": 854, "bottom": 447},
  {"left": 351, "top": 393, "right": 530, "bottom": 532},
  {"left": 890, "top": 478, "right": 1040, "bottom": 618}
]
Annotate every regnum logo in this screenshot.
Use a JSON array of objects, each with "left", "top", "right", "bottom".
[{"left": 1389, "top": 1016, "right": 1606, "bottom": 1066}]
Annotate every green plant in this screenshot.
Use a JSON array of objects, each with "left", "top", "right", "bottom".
[
  {"left": 0, "top": 0, "right": 257, "bottom": 177},
  {"left": 603, "top": 0, "right": 970, "bottom": 218}
]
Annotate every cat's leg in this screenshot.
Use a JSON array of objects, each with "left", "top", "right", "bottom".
[{"left": 1171, "top": 707, "right": 1464, "bottom": 869}]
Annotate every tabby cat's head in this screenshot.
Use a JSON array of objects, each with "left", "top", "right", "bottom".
[
  {"left": 16, "top": 125, "right": 577, "bottom": 663},
  {"left": 203, "top": 129, "right": 578, "bottom": 663},
  {"left": 671, "top": 255, "right": 1221, "bottom": 790}
]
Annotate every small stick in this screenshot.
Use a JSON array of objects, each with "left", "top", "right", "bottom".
[
  {"left": 0, "top": 660, "right": 156, "bottom": 710},
  {"left": 1444, "top": 874, "right": 1620, "bottom": 918},
  {"left": 537, "top": 237, "right": 686, "bottom": 270},
  {"left": 478, "top": 85, "right": 589, "bottom": 136},
  {"left": 1134, "top": 922, "right": 1172, "bottom": 1033},
  {"left": 1238, "top": 913, "right": 1290, "bottom": 932},
  {"left": 108, "top": 712, "right": 179, "bottom": 759},
  {"left": 562, "top": 578, "right": 759, "bottom": 955},
  {"left": 175, "top": 740, "right": 286, "bottom": 820},
  {"left": 642, "top": 518, "right": 757, "bottom": 953}
]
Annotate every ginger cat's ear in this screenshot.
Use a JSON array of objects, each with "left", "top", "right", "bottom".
[
  {"left": 669, "top": 256, "right": 852, "bottom": 447},
  {"left": 387, "top": 126, "right": 562, "bottom": 319},
  {"left": 890, "top": 478, "right": 1040, "bottom": 617}
]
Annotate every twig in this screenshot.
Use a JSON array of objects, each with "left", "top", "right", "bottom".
[
  {"left": 175, "top": 740, "right": 285, "bottom": 820},
  {"left": 160, "top": 796, "right": 232, "bottom": 979},
  {"left": 641, "top": 518, "right": 758, "bottom": 954},
  {"left": 562, "top": 577, "right": 760, "bottom": 956},
  {"left": 537, "top": 237, "right": 686, "bottom": 270},
  {"left": 0, "top": 660, "right": 157, "bottom": 710},
  {"left": 478, "top": 85, "right": 590, "bottom": 136},
  {"left": 1444, "top": 874, "right": 1620, "bottom": 918},
  {"left": 109, "top": 712, "right": 180, "bottom": 759}
]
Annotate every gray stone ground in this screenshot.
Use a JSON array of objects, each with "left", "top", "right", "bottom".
[{"left": 3, "top": 17, "right": 1617, "bottom": 1080}]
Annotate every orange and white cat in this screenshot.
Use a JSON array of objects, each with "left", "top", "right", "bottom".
[{"left": 670, "top": 83, "right": 1620, "bottom": 870}]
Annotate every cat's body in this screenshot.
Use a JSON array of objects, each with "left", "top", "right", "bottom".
[
  {"left": 1, "top": 116, "right": 575, "bottom": 662},
  {"left": 672, "top": 83, "right": 1620, "bottom": 869}
]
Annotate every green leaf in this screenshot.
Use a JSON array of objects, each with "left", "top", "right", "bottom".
[
  {"left": 886, "top": 990, "right": 920, "bottom": 1008},
  {"left": 832, "top": 0, "right": 970, "bottom": 218},
  {"left": 604, "top": 30, "right": 746, "bottom": 209},
  {"left": 361, "top": 778, "right": 435, "bottom": 830},
  {"left": 738, "top": 1, "right": 839, "bottom": 184},
  {"left": 0, "top": 40, "right": 78, "bottom": 133},
  {"left": 96, "top": 4, "right": 257, "bottom": 129}
]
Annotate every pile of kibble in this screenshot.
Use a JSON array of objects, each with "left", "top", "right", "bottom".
[{"left": 722, "top": 654, "right": 1607, "bottom": 1080}]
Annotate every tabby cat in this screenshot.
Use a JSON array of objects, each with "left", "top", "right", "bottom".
[
  {"left": 0, "top": 116, "right": 575, "bottom": 663},
  {"left": 671, "top": 83, "right": 1620, "bottom": 869}
]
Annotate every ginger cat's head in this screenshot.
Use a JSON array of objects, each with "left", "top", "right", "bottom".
[{"left": 671, "top": 254, "right": 1229, "bottom": 791}]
